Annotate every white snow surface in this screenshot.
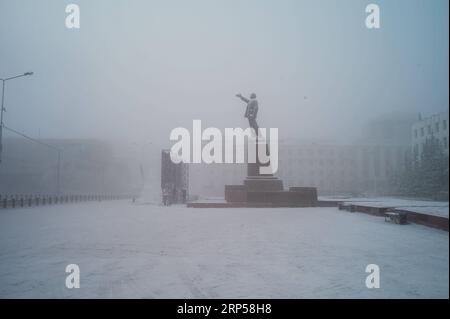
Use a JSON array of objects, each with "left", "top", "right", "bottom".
[{"left": 0, "top": 201, "right": 448, "bottom": 298}]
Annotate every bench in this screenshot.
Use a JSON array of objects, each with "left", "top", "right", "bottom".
[
  {"left": 338, "top": 203, "right": 352, "bottom": 211},
  {"left": 384, "top": 211, "right": 408, "bottom": 225}
]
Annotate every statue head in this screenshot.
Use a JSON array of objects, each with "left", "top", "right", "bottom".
[{"left": 250, "top": 93, "right": 256, "bottom": 99}]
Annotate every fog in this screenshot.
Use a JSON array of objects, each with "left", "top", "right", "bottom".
[
  {"left": 0, "top": 0, "right": 449, "bottom": 197},
  {"left": 0, "top": 0, "right": 448, "bottom": 145}
]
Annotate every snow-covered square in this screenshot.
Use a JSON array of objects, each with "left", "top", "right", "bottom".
[{"left": 0, "top": 201, "right": 448, "bottom": 298}]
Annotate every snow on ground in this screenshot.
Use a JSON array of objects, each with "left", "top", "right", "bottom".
[
  {"left": 320, "top": 196, "right": 449, "bottom": 218},
  {"left": 0, "top": 201, "right": 448, "bottom": 298}
]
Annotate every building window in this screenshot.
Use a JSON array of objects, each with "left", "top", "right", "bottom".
[
  {"left": 428, "top": 125, "right": 432, "bottom": 134},
  {"left": 443, "top": 120, "right": 447, "bottom": 131},
  {"left": 435, "top": 122, "right": 439, "bottom": 132},
  {"left": 414, "top": 129, "right": 418, "bottom": 138},
  {"left": 421, "top": 127, "right": 424, "bottom": 136},
  {"left": 444, "top": 137, "right": 448, "bottom": 150}
]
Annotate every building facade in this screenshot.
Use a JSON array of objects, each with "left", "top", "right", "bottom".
[
  {"left": 277, "top": 141, "right": 407, "bottom": 196},
  {"left": 188, "top": 112, "right": 418, "bottom": 198},
  {"left": 411, "top": 111, "right": 449, "bottom": 159},
  {"left": 188, "top": 141, "right": 408, "bottom": 197},
  {"left": 0, "top": 138, "right": 141, "bottom": 196}
]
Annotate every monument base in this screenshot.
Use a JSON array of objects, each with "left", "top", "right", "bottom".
[
  {"left": 225, "top": 185, "right": 317, "bottom": 208},
  {"left": 244, "top": 176, "right": 283, "bottom": 192},
  {"left": 224, "top": 141, "right": 317, "bottom": 207}
]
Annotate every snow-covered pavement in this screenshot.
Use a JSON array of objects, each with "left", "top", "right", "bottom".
[{"left": 0, "top": 201, "right": 448, "bottom": 298}]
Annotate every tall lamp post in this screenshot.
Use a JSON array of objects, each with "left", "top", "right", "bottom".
[{"left": 0, "top": 71, "right": 34, "bottom": 163}]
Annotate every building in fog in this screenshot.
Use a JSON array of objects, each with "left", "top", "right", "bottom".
[
  {"left": 189, "top": 113, "right": 416, "bottom": 198},
  {"left": 361, "top": 112, "right": 417, "bottom": 146},
  {"left": 0, "top": 138, "right": 141, "bottom": 196},
  {"left": 277, "top": 140, "right": 408, "bottom": 196},
  {"left": 411, "top": 111, "right": 449, "bottom": 158},
  {"left": 188, "top": 140, "right": 408, "bottom": 197}
]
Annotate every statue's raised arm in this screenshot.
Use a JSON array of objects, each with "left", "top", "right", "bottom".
[
  {"left": 235, "top": 92, "right": 259, "bottom": 135},
  {"left": 236, "top": 93, "right": 250, "bottom": 103}
]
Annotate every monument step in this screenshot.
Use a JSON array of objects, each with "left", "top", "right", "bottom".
[{"left": 244, "top": 178, "right": 283, "bottom": 192}]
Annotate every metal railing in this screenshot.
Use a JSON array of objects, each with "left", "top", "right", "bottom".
[{"left": 0, "top": 194, "right": 133, "bottom": 209}]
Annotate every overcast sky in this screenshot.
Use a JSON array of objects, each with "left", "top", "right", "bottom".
[{"left": 0, "top": 0, "right": 448, "bottom": 146}]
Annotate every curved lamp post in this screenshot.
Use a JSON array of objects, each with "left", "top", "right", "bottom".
[{"left": 0, "top": 71, "right": 34, "bottom": 163}]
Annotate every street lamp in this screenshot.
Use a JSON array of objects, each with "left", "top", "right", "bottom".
[{"left": 0, "top": 71, "right": 34, "bottom": 163}]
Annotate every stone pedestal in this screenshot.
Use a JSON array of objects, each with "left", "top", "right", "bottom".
[
  {"left": 245, "top": 140, "right": 283, "bottom": 191},
  {"left": 224, "top": 185, "right": 247, "bottom": 202},
  {"left": 224, "top": 140, "right": 317, "bottom": 207},
  {"left": 244, "top": 176, "right": 283, "bottom": 192}
]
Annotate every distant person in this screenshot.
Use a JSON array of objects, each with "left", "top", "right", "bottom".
[
  {"left": 182, "top": 189, "right": 187, "bottom": 203},
  {"left": 162, "top": 187, "right": 170, "bottom": 206}
]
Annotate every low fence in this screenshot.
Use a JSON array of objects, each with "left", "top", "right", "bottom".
[
  {"left": 338, "top": 203, "right": 448, "bottom": 232},
  {"left": 0, "top": 194, "right": 133, "bottom": 209},
  {"left": 395, "top": 209, "right": 449, "bottom": 232}
]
